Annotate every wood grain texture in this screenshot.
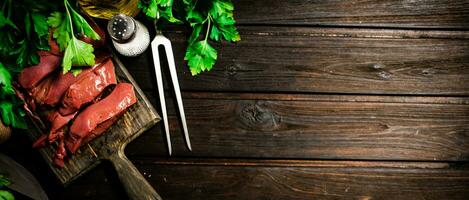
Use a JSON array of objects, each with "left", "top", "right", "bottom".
[
  {"left": 124, "top": 27, "right": 469, "bottom": 95},
  {"left": 26, "top": 159, "right": 469, "bottom": 200},
  {"left": 27, "top": 54, "right": 160, "bottom": 185},
  {"left": 233, "top": 0, "right": 469, "bottom": 29},
  {"left": 15, "top": 1, "right": 469, "bottom": 199},
  {"left": 125, "top": 92, "right": 469, "bottom": 161},
  {"left": 134, "top": 159, "right": 469, "bottom": 200}
]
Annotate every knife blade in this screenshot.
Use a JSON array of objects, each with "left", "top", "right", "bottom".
[{"left": 0, "top": 153, "right": 49, "bottom": 200}]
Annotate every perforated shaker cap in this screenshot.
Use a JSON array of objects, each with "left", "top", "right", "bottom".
[{"left": 107, "top": 14, "right": 136, "bottom": 43}]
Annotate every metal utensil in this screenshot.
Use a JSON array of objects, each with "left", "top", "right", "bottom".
[
  {"left": 150, "top": 29, "right": 192, "bottom": 155},
  {"left": 107, "top": 14, "right": 192, "bottom": 155},
  {"left": 0, "top": 153, "right": 49, "bottom": 200}
]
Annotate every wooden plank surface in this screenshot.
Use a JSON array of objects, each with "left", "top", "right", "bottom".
[
  {"left": 7, "top": 1, "right": 469, "bottom": 199},
  {"left": 125, "top": 27, "right": 469, "bottom": 95},
  {"left": 20, "top": 158, "right": 469, "bottom": 200},
  {"left": 136, "top": 159, "right": 469, "bottom": 200},
  {"left": 233, "top": 0, "right": 469, "bottom": 29},
  {"left": 124, "top": 92, "right": 469, "bottom": 161}
]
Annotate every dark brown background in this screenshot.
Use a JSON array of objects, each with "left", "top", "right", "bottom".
[{"left": 3, "top": 0, "right": 469, "bottom": 199}]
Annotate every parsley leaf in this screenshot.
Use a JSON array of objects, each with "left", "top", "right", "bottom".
[
  {"left": 138, "top": 0, "right": 240, "bottom": 75},
  {"left": 209, "top": 0, "right": 240, "bottom": 42},
  {"left": 31, "top": 13, "right": 51, "bottom": 51},
  {"left": 0, "top": 175, "right": 13, "bottom": 200},
  {"left": 0, "top": 175, "right": 10, "bottom": 187},
  {"left": 32, "top": 13, "right": 49, "bottom": 37},
  {"left": 48, "top": 12, "right": 70, "bottom": 51},
  {"left": 181, "top": 0, "right": 240, "bottom": 75},
  {"left": 188, "top": 24, "right": 202, "bottom": 44},
  {"left": 0, "top": 63, "right": 26, "bottom": 129},
  {"left": 68, "top": 7, "right": 100, "bottom": 40},
  {"left": 0, "top": 63, "right": 14, "bottom": 98},
  {"left": 0, "top": 101, "right": 27, "bottom": 129},
  {"left": 10, "top": 39, "right": 40, "bottom": 68},
  {"left": 48, "top": 0, "right": 100, "bottom": 74},
  {"left": 185, "top": 40, "right": 217, "bottom": 75},
  {"left": 0, "top": 29, "right": 16, "bottom": 58},
  {"left": 139, "top": 0, "right": 181, "bottom": 23},
  {"left": 0, "top": 11, "right": 17, "bottom": 30},
  {"left": 0, "top": 190, "right": 14, "bottom": 200},
  {"left": 62, "top": 37, "right": 95, "bottom": 74}
]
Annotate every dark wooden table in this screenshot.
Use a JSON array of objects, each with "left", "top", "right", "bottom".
[{"left": 3, "top": 0, "right": 469, "bottom": 199}]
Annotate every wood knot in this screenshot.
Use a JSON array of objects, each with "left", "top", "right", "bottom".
[
  {"left": 227, "top": 64, "right": 238, "bottom": 76},
  {"left": 236, "top": 102, "right": 279, "bottom": 131},
  {"left": 421, "top": 68, "right": 435, "bottom": 77},
  {"left": 377, "top": 71, "right": 392, "bottom": 80},
  {"left": 371, "top": 64, "right": 385, "bottom": 69},
  {"left": 370, "top": 64, "right": 392, "bottom": 80}
]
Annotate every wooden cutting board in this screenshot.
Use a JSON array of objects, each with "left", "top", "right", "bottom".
[{"left": 27, "top": 52, "right": 163, "bottom": 200}]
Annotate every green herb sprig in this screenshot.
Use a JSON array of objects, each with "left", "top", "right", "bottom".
[
  {"left": 139, "top": 0, "right": 240, "bottom": 76},
  {"left": 48, "top": 0, "right": 101, "bottom": 74},
  {"left": 0, "top": 0, "right": 53, "bottom": 70},
  {"left": 0, "top": 174, "right": 14, "bottom": 200},
  {"left": 0, "top": 63, "right": 26, "bottom": 129}
]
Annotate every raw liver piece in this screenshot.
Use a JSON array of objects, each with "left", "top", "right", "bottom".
[
  {"left": 66, "top": 83, "right": 137, "bottom": 153},
  {"left": 31, "top": 111, "right": 76, "bottom": 148},
  {"left": 29, "top": 54, "right": 111, "bottom": 106},
  {"left": 47, "top": 111, "right": 76, "bottom": 143},
  {"left": 32, "top": 72, "right": 88, "bottom": 106},
  {"left": 83, "top": 113, "right": 122, "bottom": 144},
  {"left": 18, "top": 52, "right": 61, "bottom": 89},
  {"left": 59, "top": 58, "right": 116, "bottom": 115},
  {"left": 53, "top": 131, "right": 66, "bottom": 168}
]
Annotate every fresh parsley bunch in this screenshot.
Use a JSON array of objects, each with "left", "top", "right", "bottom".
[
  {"left": 0, "top": 0, "right": 54, "bottom": 70},
  {"left": 139, "top": 0, "right": 240, "bottom": 75},
  {"left": 0, "top": 0, "right": 56, "bottom": 129}
]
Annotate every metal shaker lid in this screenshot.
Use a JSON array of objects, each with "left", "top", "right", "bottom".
[{"left": 107, "top": 14, "right": 136, "bottom": 43}]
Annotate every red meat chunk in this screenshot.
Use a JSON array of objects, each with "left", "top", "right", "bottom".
[
  {"left": 84, "top": 112, "right": 122, "bottom": 144},
  {"left": 59, "top": 58, "right": 117, "bottom": 115},
  {"left": 29, "top": 54, "right": 111, "bottom": 106},
  {"left": 30, "top": 72, "right": 88, "bottom": 106},
  {"left": 53, "top": 131, "right": 67, "bottom": 168},
  {"left": 66, "top": 83, "right": 137, "bottom": 153},
  {"left": 31, "top": 111, "right": 76, "bottom": 148},
  {"left": 18, "top": 51, "right": 61, "bottom": 89},
  {"left": 46, "top": 111, "right": 77, "bottom": 143}
]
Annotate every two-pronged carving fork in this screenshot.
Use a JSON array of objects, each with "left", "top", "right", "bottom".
[{"left": 150, "top": 32, "right": 192, "bottom": 155}]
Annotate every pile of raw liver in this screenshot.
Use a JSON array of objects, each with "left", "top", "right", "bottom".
[{"left": 18, "top": 39, "right": 137, "bottom": 168}]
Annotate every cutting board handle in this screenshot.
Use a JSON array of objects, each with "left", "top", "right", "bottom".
[{"left": 109, "top": 150, "right": 163, "bottom": 200}]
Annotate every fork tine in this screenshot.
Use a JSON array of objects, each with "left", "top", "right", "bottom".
[
  {"left": 151, "top": 37, "right": 172, "bottom": 155},
  {"left": 161, "top": 36, "right": 192, "bottom": 151}
]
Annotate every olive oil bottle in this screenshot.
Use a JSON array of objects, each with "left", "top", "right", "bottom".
[{"left": 77, "top": 0, "right": 140, "bottom": 19}]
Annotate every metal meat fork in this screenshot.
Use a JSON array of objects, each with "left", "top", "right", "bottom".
[
  {"left": 107, "top": 14, "right": 191, "bottom": 155},
  {"left": 150, "top": 30, "right": 192, "bottom": 155}
]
